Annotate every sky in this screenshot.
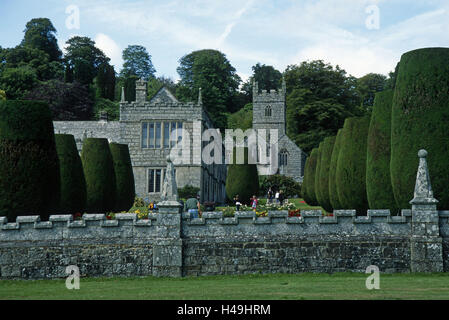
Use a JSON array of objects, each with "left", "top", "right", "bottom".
[{"left": 1, "top": 0, "right": 449, "bottom": 83}]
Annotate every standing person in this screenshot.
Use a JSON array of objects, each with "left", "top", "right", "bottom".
[
  {"left": 233, "top": 194, "right": 241, "bottom": 211},
  {"left": 184, "top": 194, "right": 201, "bottom": 218},
  {"left": 267, "top": 187, "right": 273, "bottom": 204},
  {"left": 279, "top": 190, "right": 285, "bottom": 206},
  {"left": 251, "top": 195, "right": 258, "bottom": 211},
  {"left": 275, "top": 190, "right": 280, "bottom": 204}
]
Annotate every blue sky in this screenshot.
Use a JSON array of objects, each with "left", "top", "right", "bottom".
[{"left": 1, "top": 0, "right": 449, "bottom": 82}]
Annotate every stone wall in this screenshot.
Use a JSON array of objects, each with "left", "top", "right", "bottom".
[{"left": 0, "top": 207, "right": 446, "bottom": 280}]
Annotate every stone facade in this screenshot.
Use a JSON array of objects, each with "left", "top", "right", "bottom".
[
  {"left": 0, "top": 150, "right": 446, "bottom": 279},
  {"left": 54, "top": 81, "right": 227, "bottom": 203},
  {"left": 252, "top": 80, "right": 306, "bottom": 182}
]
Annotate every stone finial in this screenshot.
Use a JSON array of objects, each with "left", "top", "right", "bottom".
[
  {"left": 198, "top": 88, "right": 203, "bottom": 106},
  {"left": 160, "top": 156, "right": 179, "bottom": 203},
  {"left": 120, "top": 87, "right": 126, "bottom": 103},
  {"left": 410, "top": 149, "right": 439, "bottom": 205}
]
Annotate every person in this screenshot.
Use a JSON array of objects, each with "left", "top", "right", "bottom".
[
  {"left": 234, "top": 194, "right": 241, "bottom": 211},
  {"left": 267, "top": 187, "right": 273, "bottom": 204},
  {"left": 251, "top": 195, "right": 258, "bottom": 211},
  {"left": 184, "top": 194, "right": 201, "bottom": 218},
  {"left": 279, "top": 190, "right": 285, "bottom": 206},
  {"left": 275, "top": 190, "right": 280, "bottom": 204}
]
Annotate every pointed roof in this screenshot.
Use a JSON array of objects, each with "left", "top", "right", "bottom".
[{"left": 149, "top": 87, "right": 179, "bottom": 104}]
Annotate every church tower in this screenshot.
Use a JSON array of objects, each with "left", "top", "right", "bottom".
[{"left": 252, "top": 78, "right": 287, "bottom": 136}]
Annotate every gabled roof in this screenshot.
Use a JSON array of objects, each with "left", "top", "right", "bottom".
[{"left": 149, "top": 87, "right": 179, "bottom": 104}]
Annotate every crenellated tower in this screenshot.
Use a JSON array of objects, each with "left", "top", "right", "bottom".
[{"left": 252, "top": 78, "right": 287, "bottom": 136}]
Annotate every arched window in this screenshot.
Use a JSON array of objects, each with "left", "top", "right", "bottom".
[
  {"left": 279, "top": 150, "right": 288, "bottom": 167},
  {"left": 265, "top": 105, "right": 272, "bottom": 117}
]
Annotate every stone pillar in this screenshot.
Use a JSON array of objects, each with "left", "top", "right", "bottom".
[
  {"left": 153, "top": 156, "right": 183, "bottom": 277},
  {"left": 410, "top": 150, "right": 443, "bottom": 272}
]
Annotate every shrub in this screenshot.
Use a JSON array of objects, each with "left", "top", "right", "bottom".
[
  {"left": 366, "top": 90, "right": 398, "bottom": 213},
  {"left": 81, "top": 138, "right": 117, "bottom": 213},
  {"left": 317, "top": 136, "right": 336, "bottom": 213},
  {"left": 259, "top": 175, "right": 302, "bottom": 198},
  {"left": 391, "top": 48, "right": 449, "bottom": 209},
  {"left": 0, "top": 100, "right": 60, "bottom": 221},
  {"left": 133, "top": 196, "right": 145, "bottom": 208},
  {"left": 225, "top": 147, "right": 259, "bottom": 205},
  {"left": 55, "top": 134, "right": 87, "bottom": 214},
  {"left": 178, "top": 185, "right": 200, "bottom": 199},
  {"left": 302, "top": 148, "right": 319, "bottom": 206},
  {"left": 335, "top": 116, "right": 370, "bottom": 215},
  {"left": 110, "top": 143, "right": 135, "bottom": 212}
]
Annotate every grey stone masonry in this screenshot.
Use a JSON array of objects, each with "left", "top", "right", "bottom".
[
  {"left": 409, "top": 150, "right": 443, "bottom": 272},
  {"left": 0, "top": 150, "right": 447, "bottom": 279}
]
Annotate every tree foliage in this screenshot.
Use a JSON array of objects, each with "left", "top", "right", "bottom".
[
  {"left": 259, "top": 175, "right": 302, "bottom": 198},
  {"left": 241, "top": 63, "right": 283, "bottom": 102},
  {"left": 285, "top": 60, "right": 364, "bottom": 154},
  {"left": 120, "top": 45, "right": 156, "bottom": 80},
  {"left": 356, "top": 73, "right": 387, "bottom": 110},
  {"left": 176, "top": 49, "right": 241, "bottom": 129},
  {"left": 227, "top": 103, "right": 253, "bottom": 131},
  {"left": 110, "top": 143, "right": 135, "bottom": 212},
  {"left": 21, "top": 18, "right": 62, "bottom": 62},
  {"left": 64, "top": 36, "right": 110, "bottom": 85},
  {"left": 24, "top": 80, "right": 94, "bottom": 120}
]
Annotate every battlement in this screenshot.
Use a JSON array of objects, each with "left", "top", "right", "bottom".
[{"left": 0, "top": 209, "right": 415, "bottom": 239}]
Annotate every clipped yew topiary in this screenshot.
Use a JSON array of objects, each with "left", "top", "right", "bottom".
[
  {"left": 329, "top": 129, "right": 343, "bottom": 210},
  {"left": 335, "top": 117, "right": 370, "bottom": 215},
  {"left": 314, "top": 143, "right": 324, "bottom": 208},
  {"left": 366, "top": 90, "right": 398, "bottom": 213},
  {"left": 0, "top": 100, "right": 60, "bottom": 222},
  {"left": 302, "top": 148, "right": 319, "bottom": 206},
  {"left": 81, "top": 138, "right": 117, "bottom": 213},
  {"left": 391, "top": 48, "right": 449, "bottom": 210},
  {"left": 317, "top": 136, "right": 336, "bottom": 213},
  {"left": 110, "top": 143, "right": 135, "bottom": 212},
  {"left": 225, "top": 147, "right": 259, "bottom": 205},
  {"left": 55, "top": 134, "right": 87, "bottom": 214}
]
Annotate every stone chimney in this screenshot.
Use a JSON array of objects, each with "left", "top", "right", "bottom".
[{"left": 135, "top": 78, "right": 147, "bottom": 103}]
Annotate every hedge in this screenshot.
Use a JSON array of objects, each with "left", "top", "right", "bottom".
[
  {"left": 335, "top": 117, "right": 370, "bottom": 215},
  {"left": 329, "top": 129, "right": 343, "bottom": 210},
  {"left": 366, "top": 90, "right": 398, "bottom": 213},
  {"left": 110, "top": 143, "right": 135, "bottom": 212},
  {"left": 55, "top": 134, "right": 87, "bottom": 214},
  {"left": 0, "top": 100, "right": 60, "bottom": 221},
  {"left": 391, "top": 47, "right": 449, "bottom": 209},
  {"left": 302, "top": 148, "right": 319, "bottom": 206},
  {"left": 314, "top": 142, "right": 324, "bottom": 208},
  {"left": 317, "top": 136, "right": 336, "bottom": 213},
  {"left": 225, "top": 147, "right": 259, "bottom": 205},
  {"left": 81, "top": 138, "right": 117, "bottom": 213}
]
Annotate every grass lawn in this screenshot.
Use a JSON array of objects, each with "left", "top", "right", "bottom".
[{"left": 2, "top": 273, "right": 449, "bottom": 300}]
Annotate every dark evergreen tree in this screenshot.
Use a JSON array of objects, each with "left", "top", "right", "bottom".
[
  {"left": 391, "top": 48, "right": 449, "bottom": 210},
  {"left": 55, "top": 134, "right": 87, "bottom": 214},
  {"left": 0, "top": 100, "right": 60, "bottom": 221},
  {"left": 109, "top": 143, "right": 135, "bottom": 212}
]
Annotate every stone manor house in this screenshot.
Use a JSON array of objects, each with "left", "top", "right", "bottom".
[{"left": 53, "top": 79, "right": 306, "bottom": 203}]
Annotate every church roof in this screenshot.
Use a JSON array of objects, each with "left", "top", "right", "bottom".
[{"left": 149, "top": 87, "right": 179, "bottom": 104}]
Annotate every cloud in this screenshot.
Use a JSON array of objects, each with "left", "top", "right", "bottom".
[{"left": 94, "top": 33, "right": 122, "bottom": 68}]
